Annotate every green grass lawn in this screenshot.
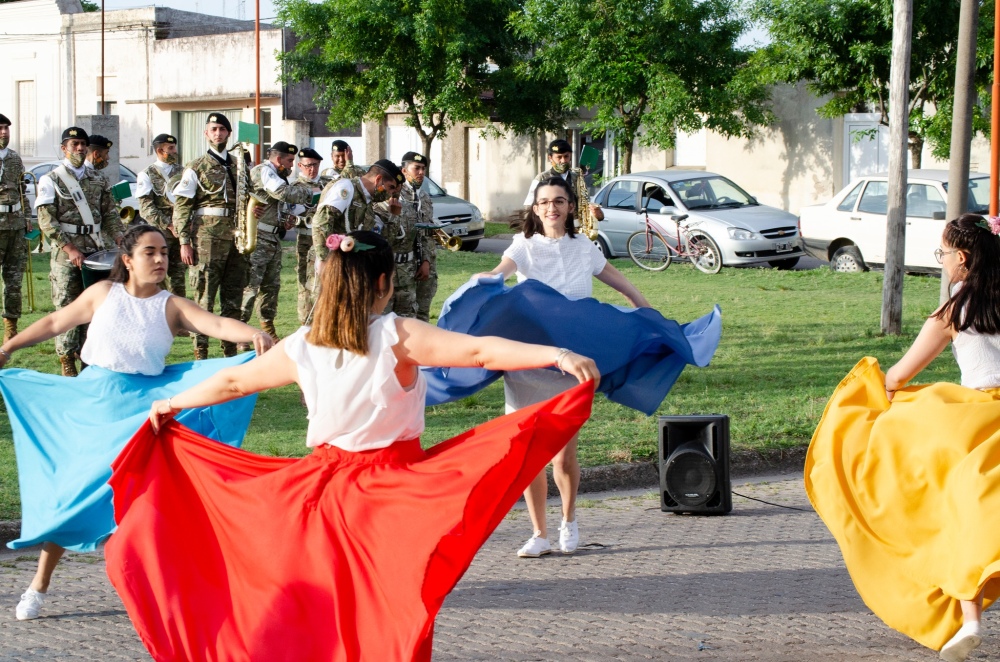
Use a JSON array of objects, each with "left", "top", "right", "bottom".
[{"left": 0, "top": 244, "right": 955, "bottom": 519}]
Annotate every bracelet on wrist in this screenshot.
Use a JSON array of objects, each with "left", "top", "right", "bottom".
[
  {"left": 0, "top": 347, "right": 11, "bottom": 361},
  {"left": 554, "top": 347, "right": 571, "bottom": 375}
]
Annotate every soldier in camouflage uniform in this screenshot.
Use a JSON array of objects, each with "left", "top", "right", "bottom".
[
  {"left": 239, "top": 141, "right": 317, "bottom": 343},
  {"left": 0, "top": 113, "right": 29, "bottom": 343},
  {"left": 172, "top": 112, "right": 248, "bottom": 360},
  {"left": 35, "top": 126, "right": 125, "bottom": 376},
  {"left": 288, "top": 148, "right": 323, "bottom": 324},
  {"left": 312, "top": 159, "right": 404, "bottom": 265},
  {"left": 376, "top": 151, "right": 435, "bottom": 320},
  {"left": 319, "top": 140, "right": 365, "bottom": 182},
  {"left": 136, "top": 133, "right": 185, "bottom": 296}
]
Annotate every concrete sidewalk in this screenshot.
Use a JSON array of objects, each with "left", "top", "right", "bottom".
[{"left": 0, "top": 474, "right": 993, "bottom": 661}]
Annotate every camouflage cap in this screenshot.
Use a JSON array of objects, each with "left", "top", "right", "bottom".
[
  {"left": 270, "top": 141, "right": 298, "bottom": 155},
  {"left": 371, "top": 159, "right": 405, "bottom": 184},
  {"left": 206, "top": 113, "right": 233, "bottom": 132},
  {"left": 152, "top": 133, "right": 177, "bottom": 146},
  {"left": 61, "top": 126, "right": 89, "bottom": 143},
  {"left": 401, "top": 151, "right": 428, "bottom": 166}
]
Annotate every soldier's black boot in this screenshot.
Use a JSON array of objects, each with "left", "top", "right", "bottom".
[
  {"left": 3, "top": 318, "right": 16, "bottom": 344},
  {"left": 59, "top": 355, "right": 78, "bottom": 378}
]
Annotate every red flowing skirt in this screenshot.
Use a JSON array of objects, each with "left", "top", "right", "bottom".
[{"left": 105, "top": 381, "right": 594, "bottom": 662}]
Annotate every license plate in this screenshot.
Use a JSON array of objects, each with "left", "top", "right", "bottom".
[
  {"left": 774, "top": 242, "right": 792, "bottom": 252},
  {"left": 452, "top": 226, "right": 468, "bottom": 236}
]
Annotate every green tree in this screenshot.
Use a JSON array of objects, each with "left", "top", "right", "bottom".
[
  {"left": 276, "top": 0, "right": 555, "bottom": 156},
  {"left": 511, "top": 0, "right": 771, "bottom": 174},
  {"left": 753, "top": 0, "right": 994, "bottom": 168}
]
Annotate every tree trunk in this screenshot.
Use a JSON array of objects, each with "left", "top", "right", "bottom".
[
  {"left": 942, "top": 0, "right": 979, "bottom": 303},
  {"left": 908, "top": 134, "right": 924, "bottom": 170},
  {"left": 421, "top": 131, "right": 434, "bottom": 162},
  {"left": 621, "top": 142, "right": 633, "bottom": 174},
  {"left": 881, "top": 0, "right": 912, "bottom": 336}
]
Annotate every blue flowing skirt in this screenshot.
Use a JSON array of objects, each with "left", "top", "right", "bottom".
[
  {"left": 0, "top": 354, "right": 258, "bottom": 551},
  {"left": 422, "top": 276, "right": 722, "bottom": 415}
]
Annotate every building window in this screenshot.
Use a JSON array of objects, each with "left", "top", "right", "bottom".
[
  {"left": 261, "top": 109, "right": 272, "bottom": 154},
  {"left": 16, "top": 81, "right": 36, "bottom": 157}
]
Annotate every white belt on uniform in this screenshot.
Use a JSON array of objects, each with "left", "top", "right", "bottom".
[
  {"left": 60, "top": 222, "right": 101, "bottom": 235},
  {"left": 257, "top": 221, "right": 281, "bottom": 234},
  {"left": 0, "top": 203, "right": 21, "bottom": 213},
  {"left": 194, "top": 207, "right": 232, "bottom": 218},
  {"left": 394, "top": 251, "right": 414, "bottom": 264}
]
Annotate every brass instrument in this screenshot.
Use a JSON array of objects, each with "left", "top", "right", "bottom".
[
  {"left": 433, "top": 227, "right": 462, "bottom": 252},
  {"left": 20, "top": 172, "right": 37, "bottom": 311},
  {"left": 573, "top": 167, "right": 599, "bottom": 240},
  {"left": 119, "top": 206, "right": 137, "bottom": 223},
  {"left": 233, "top": 143, "right": 257, "bottom": 254}
]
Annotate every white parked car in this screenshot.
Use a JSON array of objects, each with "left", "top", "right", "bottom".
[
  {"left": 799, "top": 170, "right": 990, "bottom": 273},
  {"left": 23, "top": 162, "right": 140, "bottom": 218}
]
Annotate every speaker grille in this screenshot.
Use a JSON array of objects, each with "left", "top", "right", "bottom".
[{"left": 663, "top": 442, "right": 717, "bottom": 507}]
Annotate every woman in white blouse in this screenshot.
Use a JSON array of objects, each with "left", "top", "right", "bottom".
[{"left": 474, "top": 176, "right": 651, "bottom": 558}]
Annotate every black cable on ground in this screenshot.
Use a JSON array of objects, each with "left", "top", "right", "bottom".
[{"left": 731, "top": 490, "right": 812, "bottom": 512}]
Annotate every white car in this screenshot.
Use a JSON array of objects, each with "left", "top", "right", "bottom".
[
  {"left": 799, "top": 170, "right": 990, "bottom": 273},
  {"left": 23, "top": 162, "right": 140, "bottom": 218}
]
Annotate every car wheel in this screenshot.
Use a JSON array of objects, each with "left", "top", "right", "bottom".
[
  {"left": 458, "top": 239, "right": 479, "bottom": 252},
  {"left": 596, "top": 236, "right": 613, "bottom": 259},
  {"left": 688, "top": 233, "right": 723, "bottom": 274},
  {"left": 768, "top": 257, "right": 800, "bottom": 270},
  {"left": 830, "top": 246, "right": 868, "bottom": 273}
]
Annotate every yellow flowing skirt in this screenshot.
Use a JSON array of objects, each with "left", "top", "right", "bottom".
[{"left": 806, "top": 357, "right": 1000, "bottom": 651}]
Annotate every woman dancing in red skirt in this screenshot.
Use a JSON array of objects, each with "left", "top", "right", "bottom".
[{"left": 105, "top": 230, "right": 599, "bottom": 661}]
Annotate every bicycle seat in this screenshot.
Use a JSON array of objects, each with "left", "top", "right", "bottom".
[{"left": 671, "top": 214, "right": 689, "bottom": 223}]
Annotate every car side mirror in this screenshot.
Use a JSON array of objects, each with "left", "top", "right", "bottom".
[
  {"left": 659, "top": 206, "right": 677, "bottom": 215},
  {"left": 932, "top": 211, "right": 946, "bottom": 220}
]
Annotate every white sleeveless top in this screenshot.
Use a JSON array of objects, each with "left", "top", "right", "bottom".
[
  {"left": 953, "top": 329, "right": 1000, "bottom": 390},
  {"left": 80, "top": 283, "right": 174, "bottom": 376},
  {"left": 284, "top": 314, "right": 426, "bottom": 451}
]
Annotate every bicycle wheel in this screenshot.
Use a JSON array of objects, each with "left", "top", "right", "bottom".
[
  {"left": 687, "top": 233, "right": 723, "bottom": 274},
  {"left": 627, "top": 230, "right": 672, "bottom": 271}
]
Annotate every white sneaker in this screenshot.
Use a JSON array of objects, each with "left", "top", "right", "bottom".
[
  {"left": 558, "top": 519, "right": 579, "bottom": 554},
  {"left": 15, "top": 588, "right": 45, "bottom": 621},
  {"left": 517, "top": 532, "right": 551, "bottom": 558},
  {"left": 940, "top": 622, "right": 982, "bottom": 662}
]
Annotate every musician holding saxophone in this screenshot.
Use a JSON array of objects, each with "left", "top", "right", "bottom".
[
  {"left": 523, "top": 139, "right": 604, "bottom": 228},
  {"left": 136, "top": 133, "right": 185, "bottom": 296},
  {"left": 0, "top": 113, "right": 29, "bottom": 344},
  {"left": 239, "top": 141, "right": 317, "bottom": 344},
  {"left": 172, "top": 113, "right": 249, "bottom": 360}
]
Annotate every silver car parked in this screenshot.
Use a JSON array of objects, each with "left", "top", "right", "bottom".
[{"left": 593, "top": 170, "right": 805, "bottom": 269}]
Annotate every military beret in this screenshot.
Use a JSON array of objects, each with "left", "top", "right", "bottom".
[
  {"left": 0, "top": 113, "right": 10, "bottom": 127},
  {"left": 152, "top": 133, "right": 177, "bottom": 146},
  {"left": 88, "top": 135, "right": 113, "bottom": 149},
  {"left": 331, "top": 140, "right": 351, "bottom": 153},
  {"left": 372, "top": 159, "right": 405, "bottom": 184},
  {"left": 548, "top": 139, "right": 572, "bottom": 154},
  {"left": 269, "top": 141, "right": 298, "bottom": 155},
  {"left": 298, "top": 148, "right": 322, "bottom": 161},
  {"left": 61, "top": 126, "right": 89, "bottom": 143},
  {"left": 401, "top": 151, "right": 428, "bottom": 166},
  {"left": 206, "top": 113, "right": 232, "bottom": 132}
]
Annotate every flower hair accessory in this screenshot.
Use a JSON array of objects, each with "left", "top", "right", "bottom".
[
  {"left": 976, "top": 216, "right": 1000, "bottom": 235},
  {"left": 325, "top": 234, "right": 376, "bottom": 252}
]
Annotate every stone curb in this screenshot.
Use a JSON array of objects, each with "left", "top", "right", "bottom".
[{"left": 0, "top": 448, "right": 807, "bottom": 544}]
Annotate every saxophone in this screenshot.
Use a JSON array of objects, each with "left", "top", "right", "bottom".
[
  {"left": 232, "top": 143, "right": 258, "bottom": 254},
  {"left": 573, "top": 168, "right": 598, "bottom": 240}
]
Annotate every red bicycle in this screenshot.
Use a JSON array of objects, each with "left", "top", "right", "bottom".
[{"left": 627, "top": 211, "right": 723, "bottom": 274}]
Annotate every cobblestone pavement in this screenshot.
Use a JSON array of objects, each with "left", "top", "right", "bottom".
[{"left": 0, "top": 474, "right": 994, "bottom": 661}]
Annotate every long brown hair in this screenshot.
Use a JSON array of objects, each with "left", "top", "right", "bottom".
[
  {"left": 108, "top": 224, "right": 167, "bottom": 283},
  {"left": 513, "top": 176, "right": 577, "bottom": 239},
  {"left": 933, "top": 213, "right": 1000, "bottom": 334},
  {"left": 307, "top": 230, "right": 394, "bottom": 354}
]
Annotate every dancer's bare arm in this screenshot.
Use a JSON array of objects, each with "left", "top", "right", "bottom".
[
  {"left": 884, "top": 313, "right": 953, "bottom": 401},
  {"left": 595, "top": 263, "right": 650, "bottom": 308},
  {"left": 166, "top": 296, "right": 273, "bottom": 355}
]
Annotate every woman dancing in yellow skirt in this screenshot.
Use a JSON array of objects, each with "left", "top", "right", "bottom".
[{"left": 807, "top": 213, "right": 1000, "bottom": 662}]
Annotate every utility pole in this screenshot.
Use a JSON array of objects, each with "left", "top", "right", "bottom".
[
  {"left": 992, "top": 0, "right": 1000, "bottom": 216},
  {"left": 942, "top": 0, "right": 979, "bottom": 303},
  {"left": 254, "top": 0, "right": 261, "bottom": 164},
  {"left": 881, "top": 0, "right": 912, "bottom": 335}
]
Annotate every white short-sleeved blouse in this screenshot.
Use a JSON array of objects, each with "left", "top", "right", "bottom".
[
  {"left": 502, "top": 232, "right": 607, "bottom": 300},
  {"left": 284, "top": 314, "right": 426, "bottom": 451}
]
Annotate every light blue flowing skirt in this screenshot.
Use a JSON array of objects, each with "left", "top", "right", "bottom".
[
  {"left": 422, "top": 276, "right": 722, "bottom": 415},
  {"left": 0, "top": 354, "right": 258, "bottom": 551}
]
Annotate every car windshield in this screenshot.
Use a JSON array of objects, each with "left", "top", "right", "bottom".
[
  {"left": 420, "top": 176, "right": 447, "bottom": 197},
  {"left": 667, "top": 176, "right": 757, "bottom": 210},
  {"left": 942, "top": 178, "right": 991, "bottom": 214}
]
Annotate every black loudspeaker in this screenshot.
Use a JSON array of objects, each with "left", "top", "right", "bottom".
[{"left": 658, "top": 414, "right": 731, "bottom": 514}]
